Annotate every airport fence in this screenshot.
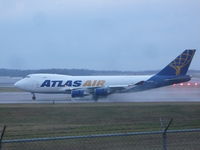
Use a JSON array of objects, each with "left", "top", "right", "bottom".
[{"left": 1, "top": 126, "right": 200, "bottom": 150}]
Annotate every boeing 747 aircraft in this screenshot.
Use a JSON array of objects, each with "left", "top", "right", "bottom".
[{"left": 15, "top": 50, "right": 196, "bottom": 100}]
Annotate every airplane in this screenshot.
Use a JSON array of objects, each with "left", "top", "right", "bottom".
[{"left": 14, "top": 49, "right": 196, "bottom": 101}]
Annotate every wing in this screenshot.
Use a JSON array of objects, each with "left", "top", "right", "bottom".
[{"left": 60, "top": 80, "right": 146, "bottom": 95}]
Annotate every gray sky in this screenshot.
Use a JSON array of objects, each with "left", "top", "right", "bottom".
[{"left": 0, "top": 0, "right": 200, "bottom": 71}]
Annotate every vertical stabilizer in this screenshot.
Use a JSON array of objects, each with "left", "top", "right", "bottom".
[{"left": 157, "top": 49, "right": 196, "bottom": 76}]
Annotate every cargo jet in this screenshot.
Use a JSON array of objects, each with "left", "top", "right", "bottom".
[{"left": 15, "top": 49, "right": 196, "bottom": 100}]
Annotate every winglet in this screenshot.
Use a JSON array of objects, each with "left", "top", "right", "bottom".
[{"left": 156, "top": 49, "right": 196, "bottom": 76}]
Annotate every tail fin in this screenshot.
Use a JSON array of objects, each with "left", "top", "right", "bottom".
[{"left": 157, "top": 49, "right": 196, "bottom": 76}]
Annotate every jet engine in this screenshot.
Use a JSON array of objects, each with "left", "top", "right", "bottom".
[
  {"left": 71, "top": 90, "right": 85, "bottom": 98},
  {"left": 94, "top": 88, "right": 110, "bottom": 96}
]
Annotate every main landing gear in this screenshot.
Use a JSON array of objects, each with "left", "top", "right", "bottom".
[
  {"left": 92, "top": 95, "right": 99, "bottom": 102},
  {"left": 32, "top": 93, "right": 36, "bottom": 100}
]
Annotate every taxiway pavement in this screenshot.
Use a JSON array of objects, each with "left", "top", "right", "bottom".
[{"left": 0, "top": 86, "right": 199, "bottom": 103}]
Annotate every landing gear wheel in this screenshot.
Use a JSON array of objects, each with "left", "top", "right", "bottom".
[
  {"left": 93, "top": 95, "right": 99, "bottom": 102},
  {"left": 32, "top": 93, "right": 36, "bottom": 100}
]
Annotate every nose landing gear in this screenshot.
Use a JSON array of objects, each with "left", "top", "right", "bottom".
[{"left": 32, "top": 93, "right": 36, "bottom": 100}]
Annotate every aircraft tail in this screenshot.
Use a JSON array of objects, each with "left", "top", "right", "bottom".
[{"left": 156, "top": 49, "right": 196, "bottom": 76}]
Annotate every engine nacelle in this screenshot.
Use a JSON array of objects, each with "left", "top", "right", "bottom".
[
  {"left": 71, "top": 90, "right": 85, "bottom": 98},
  {"left": 94, "top": 88, "right": 110, "bottom": 96}
]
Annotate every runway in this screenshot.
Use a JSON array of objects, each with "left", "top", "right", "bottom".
[{"left": 0, "top": 86, "right": 199, "bottom": 103}]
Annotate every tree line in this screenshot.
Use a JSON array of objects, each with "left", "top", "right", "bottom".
[{"left": 0, "top": 68, "right": 199, "bottom": 77}]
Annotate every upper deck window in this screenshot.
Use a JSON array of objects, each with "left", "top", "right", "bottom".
[{"left": 42, "top": 76, "right": 48, "bottom": 78}]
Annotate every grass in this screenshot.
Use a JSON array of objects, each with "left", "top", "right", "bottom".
[
  {"left": 0, "top": 102, "right": 200, "bottom": 139},
  {"left": 0, "top": 87, "right": 23, "bottom": 92},
  {"left": 1, "top": 102, "right": 200, "bottom": 150}
]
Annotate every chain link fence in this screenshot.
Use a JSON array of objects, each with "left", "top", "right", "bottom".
[{"left": 1, "top": 128, "right": 200, "bottom": 150}]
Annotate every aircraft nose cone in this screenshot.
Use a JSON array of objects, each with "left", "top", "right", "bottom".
[
  {"left": 14, "top": 81, "right": 22, "bottom": 88},
  {"left": 14, "top": 79, "right": 33, "bottom": 91}
]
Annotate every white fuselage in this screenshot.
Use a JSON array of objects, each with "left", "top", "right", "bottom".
[{"left": 15, "top": 74, "right": 152, "bottom": 94}]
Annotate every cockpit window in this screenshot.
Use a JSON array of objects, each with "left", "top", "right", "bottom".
[{"left": 25, "top": 75, "right": 31, "bottom": 78}]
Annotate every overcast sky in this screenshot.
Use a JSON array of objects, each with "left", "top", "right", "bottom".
[{"left": 0, "top": 0, "right": 199, "bottom": 71}]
